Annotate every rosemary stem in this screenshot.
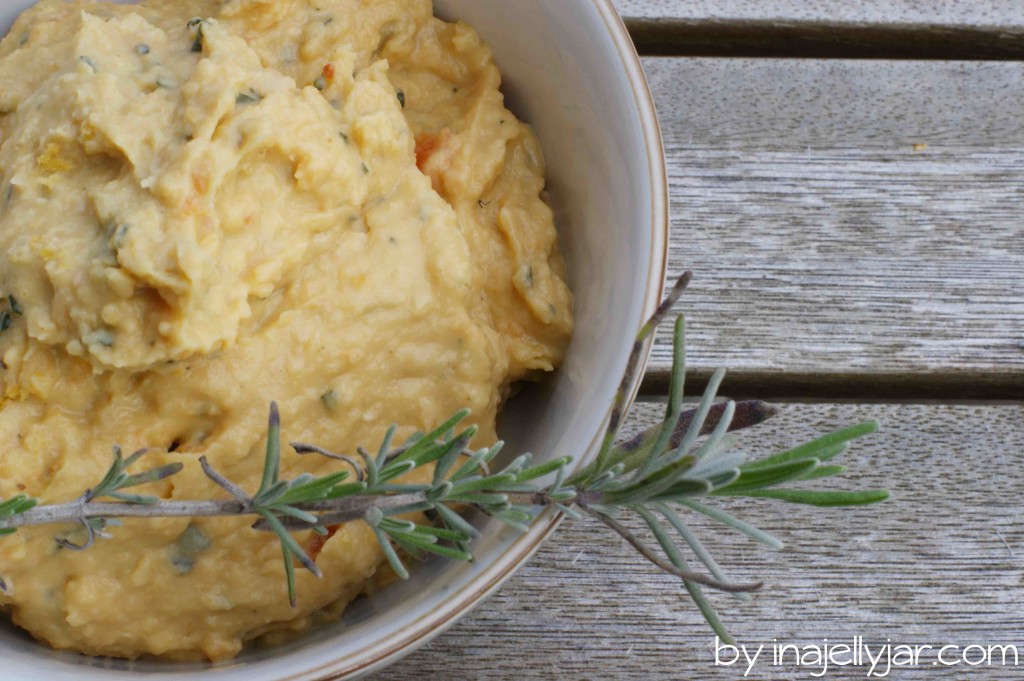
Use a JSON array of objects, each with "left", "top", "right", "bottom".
[
  {"left": 0, "top": 494, "right": 427, "bottom": 532},
  {"left": 502, "top": 490, "right": 601, "bottom": 507}
]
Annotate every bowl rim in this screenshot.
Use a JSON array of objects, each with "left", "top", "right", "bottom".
[{"left": 297, "top": 1, "right": 671, "bottom": 679}]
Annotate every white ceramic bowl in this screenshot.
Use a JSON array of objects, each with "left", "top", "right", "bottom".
[{"left": 0, "top": 1, "right": 667, "bottom": 678}]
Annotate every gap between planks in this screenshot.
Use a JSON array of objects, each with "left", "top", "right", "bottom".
[
  {"left": 637, "top": 370, "right": 1024, "bottom": 402},
  {"left": 624, "top": 19, "right": 1024, "bottom": 60}
]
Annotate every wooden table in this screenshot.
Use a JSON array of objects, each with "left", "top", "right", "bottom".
[{"left": 380, "top": 3, "right": 1024, "bottom": 678}]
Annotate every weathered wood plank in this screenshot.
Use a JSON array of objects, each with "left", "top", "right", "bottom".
[
  {"left": 616, "top": 1, "right": 1024, "bottom": 59},
  {"left": 380, "top": 402, "right": 1024, "bottom": 680},
  {"left": 640, "top": 59, "right": 1024, "bottom": 398}
]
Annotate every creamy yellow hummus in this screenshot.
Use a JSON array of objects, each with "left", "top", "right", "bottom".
[{"left": 0, "top": 0, "right": 572, "bottom": 660}]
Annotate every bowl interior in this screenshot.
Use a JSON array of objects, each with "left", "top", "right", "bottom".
[{"left": 0, "top": 1, "right": 665, "bottom": 678}]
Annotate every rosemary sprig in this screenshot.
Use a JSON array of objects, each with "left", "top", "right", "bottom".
[{"left": 0, "top": 273, "right": 888, "bottom": 639}]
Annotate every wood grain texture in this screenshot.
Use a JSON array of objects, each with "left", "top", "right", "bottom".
[
  {"left": 616, "top": 1, "right": 1024, "bottom": 59},
  {"left": 377, "top": 402, "right": 1024, "bottom": 680},
  {"left": 640, "top": 58, "right": 1024, "bottom": 399}
]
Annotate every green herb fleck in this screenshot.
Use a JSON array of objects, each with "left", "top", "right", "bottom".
[
  {"left": 313, "top": 76, "right": 326, "bottom": 91},
  {"left": 320, "top": 390, "right": 339, "bottom": 411},
  {"left": 112, "top": 224, "right": 130, "bottom": 250},
  {"left": 0, "top": 295, "right": 21, "bottom": 335},
  {"left": 397, "top": 90, "right": 406, "bottom": 108},
  {"left": 339, "top": 132, "right": 349, "bottom": 144},
  {"left": 135, "top": 44, "right": 150, "bottom": 56},
  {"left": 236, "top": 89, "right": 263, "bottom": 105},
  {"left": 361, "top": 163, "right": 370, "bottom": 175},
  {"left": 171, "top": 525, "right": 212, "bottom": 575},
  {"left": 85, "top": 330, "right": 115, "bottom": 348},
  {"left": 178, "top": 525, "right": 212, "bottom": 555},
  {"left": 78, "top": 56, "right": 97, "bottom": 72},
  {"left": 156, "top": 77, "right": 177, "bottom": 90}
]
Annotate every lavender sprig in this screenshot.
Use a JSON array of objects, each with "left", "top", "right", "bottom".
[{"left": 0, "top": 272, "right": 888, "bottom": 639}]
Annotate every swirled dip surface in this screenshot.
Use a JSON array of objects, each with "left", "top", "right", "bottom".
[{"left": 0, "top": 0, "right": 572, "bottom": 660}]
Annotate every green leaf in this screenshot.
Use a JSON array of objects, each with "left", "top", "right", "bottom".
[
  {"left": 517, "top": 456, "right": 571, "bottom": 482},
  {"left": 122, "top": 463, "right": 185, "bottom": 488},
  {"left": 432, "top": 435, "right": 472, "bottom": 486},
  {"left": 377, "top": 460, "right": 418, "bottom": 484},
  {"left": 738, "top": 489, "right": 891, "bottom": 507},
  {"left": 645, "top": 477, "right": 714, "bottom": 502},
  {"left": 601, "top": 455, "right": 697, "bottom": 505},
  {"left": 392, "top": 409, "right": 471, "bottom": 466},
  {"left": 377, "top": 424, "right": 397, "bottom": 462},
  {"left": 358, "top": 448, "right": 380, "bottom": 487},
  {"left": 387, "top": 534, "right": 428, "bottom": 561},
  {"left": 634, "top": 505, "right": 733, "bottom": 643},
  {"left": 449, "top": 474, "right": 517, "bottom": 496},
  {"left": 276, "top": 471, "right": 351, "bottom": 505},
  {"left": 660, "top": 368, "right": 726, "bottom": 469},
  {"left": 282, "top": 542, "right": 297, "bottom": 607},
  {"left": 689, "top": 401, "right": 736, "bottom": 464},
  {"left": 324, "top": 482, "right": 367, "bottom": 499},
  {"left": 258, "top": 403, "right": 282, "bottom": 496},
  {"left": 269, "top": 505, "right": 320, "bottom": 525},
  {"left": 634, "top": 317, "right": 688, "bottom": 481},
  {"left": 678, "top": 500, "right": 784, "bottom": 549},
  {"left": 380, "top": 517, "right": 418, "bottom": 534},
  {"left": 372, "top": 526, "right": 409, "bottom": 580},
  {"left": 744, "top": 422, "right": 877, "bottom": 471},
  {"left": 486, "top": 510, "right": 531, "bottom": 533},
  {"left": 255, "top": 479, "right": 290, "bottom": 505},
  {"left": 795, "top": 464, "right": 847, "bottom": 482},
  {"left": 91, "top": 447, "right": 126, "bottom": 498},
  {"left": 261, "top": 511, "right": 321, "bottom": 577},
  {"left": 412, "top": 525, "right": 469, "bottom": 542},
  {"left": 434, "top": 503, "right": 479, "bottom": 539},
  {"left": 656, "top": 503, "right": 750, "bottom": 603},
  {"left": 450, "top": 445, "right": 499, "bottom": 482},
  {"left": 713, "top": 459, "right": 820, "bottom": 495},
  {"left": 685, "top": 581, "right": 734, "bottom": 646},
  {"left": 0, "top": 495, "right": 37, "bottom": 516},
  {"left": 423, "top": 428, "right": 477, "bottom": 471},
  {"left": 389, "top": 531, "right": 473, "bottom": 562}
]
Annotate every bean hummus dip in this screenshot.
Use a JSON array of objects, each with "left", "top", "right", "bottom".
[{"left": 0, "top": 0, "right": 573, "bottom": 661}]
